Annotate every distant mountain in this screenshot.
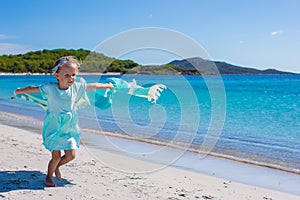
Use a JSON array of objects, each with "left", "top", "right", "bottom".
[{"left": 169, "top": 57, "right": 294, "bottom": 75}]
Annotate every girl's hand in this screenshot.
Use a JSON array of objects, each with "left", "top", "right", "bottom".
[
  {"left": 14, "top": 88, "right": 22, "bottom": 95},
  {"left": 107, "top": 82, "right": 114, "bottom": 90}
]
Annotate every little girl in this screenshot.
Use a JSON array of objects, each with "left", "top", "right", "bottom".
[{"left": 15, "top": 56, "right": 114, "bottom": 187}]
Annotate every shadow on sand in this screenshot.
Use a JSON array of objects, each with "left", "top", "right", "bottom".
[{"left": 0, "top": 170, "right": 74, "bottom": 194}]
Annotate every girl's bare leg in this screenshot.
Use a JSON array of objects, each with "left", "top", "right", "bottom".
[
  {"left": 45, "top": 150, "right": 61, "bottom": 187},
  {"left": 55, "top": 149, "right": 76, "bottom": 180}
]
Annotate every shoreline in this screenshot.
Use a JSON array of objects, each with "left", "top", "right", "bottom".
[
  {"left": 0, "top": 110, "right": 300, "bottom": 196},
  {"left": 0, "top": 109, "right": 299, "bottom": 176},
  {"left": 82, "top": 128, "right": 300, "bottom": 176},
  {"left": 1, "top": 124, "right": 300, "bottom": 199},
  {"left": 1, "top": 72, "right": 299, "bottom": 76}
]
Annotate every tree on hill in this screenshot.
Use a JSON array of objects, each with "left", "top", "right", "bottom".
[{"left": 105, "top": 59, "right": 138, "bottom": 73}]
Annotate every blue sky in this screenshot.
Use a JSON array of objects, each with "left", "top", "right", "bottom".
[{"left": 1, "top": 0, "right": 299, "bottom": 72}]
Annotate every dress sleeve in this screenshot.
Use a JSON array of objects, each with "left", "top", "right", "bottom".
[
  {"left": 39, "top": 84, "right": 50, "bottom": 100},
  {"left": 74, "top": 81, "right": 89, "bottom": 106}
]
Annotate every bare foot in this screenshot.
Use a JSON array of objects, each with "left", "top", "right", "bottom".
[
  {"left": 55, "top": 167, "right": 61, "bottom": 181},
  {"left": 45, "top": 176, "right": 56, "bottom": 187}
]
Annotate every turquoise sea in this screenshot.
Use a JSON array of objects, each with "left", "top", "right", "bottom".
[{"left": 0, "top": 74, "right": 300, "bottom": 175}]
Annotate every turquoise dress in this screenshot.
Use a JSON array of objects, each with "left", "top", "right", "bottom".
[
  {"left": 16, "top": 77, "right": 166, "bottom": 152},
  {"left": 39, "top": 82, "right": 87, "bottom": 152}
]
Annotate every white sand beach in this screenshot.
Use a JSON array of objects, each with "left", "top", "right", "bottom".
[{"left": 0, "top": 124, "right": 299, "bottom": 200}]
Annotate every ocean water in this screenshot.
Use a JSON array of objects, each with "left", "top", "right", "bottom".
[{"left": 0, "top": 74, "right": 300, "bottom": 174}]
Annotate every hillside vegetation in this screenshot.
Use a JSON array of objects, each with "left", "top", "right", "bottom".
[{"left": 0, "top": 49, "right": 138, "bottom": 74}]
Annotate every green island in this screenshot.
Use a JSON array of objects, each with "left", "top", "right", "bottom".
[{"left": 0, "top": 48, "right": 294, "bottom": 75}]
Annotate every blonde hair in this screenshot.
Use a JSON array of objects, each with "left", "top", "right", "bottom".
[{"left": 53, "top": 56, "right": 80, "bottom": 73}]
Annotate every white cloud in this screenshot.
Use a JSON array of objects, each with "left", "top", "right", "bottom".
[
  {"left": 0, "top": 43, "right": 31, "bottom": 55},
  {"left": 0, "top": 34, "right": 8, "bottom": 39},
  {"left": 271, "top": 30, "right": 284, "bottom": 36}
]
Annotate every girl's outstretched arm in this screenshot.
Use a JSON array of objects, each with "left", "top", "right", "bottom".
[
  {"left": 86, "top": 83, "right": 114, "bottom": 91},
  {"left": 15, "top": 86, "right": 40, "bottom": 95}
]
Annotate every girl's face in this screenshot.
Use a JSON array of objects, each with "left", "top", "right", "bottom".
[{"left": 55, "top": 63, "right": 78, "bottom": 90}]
